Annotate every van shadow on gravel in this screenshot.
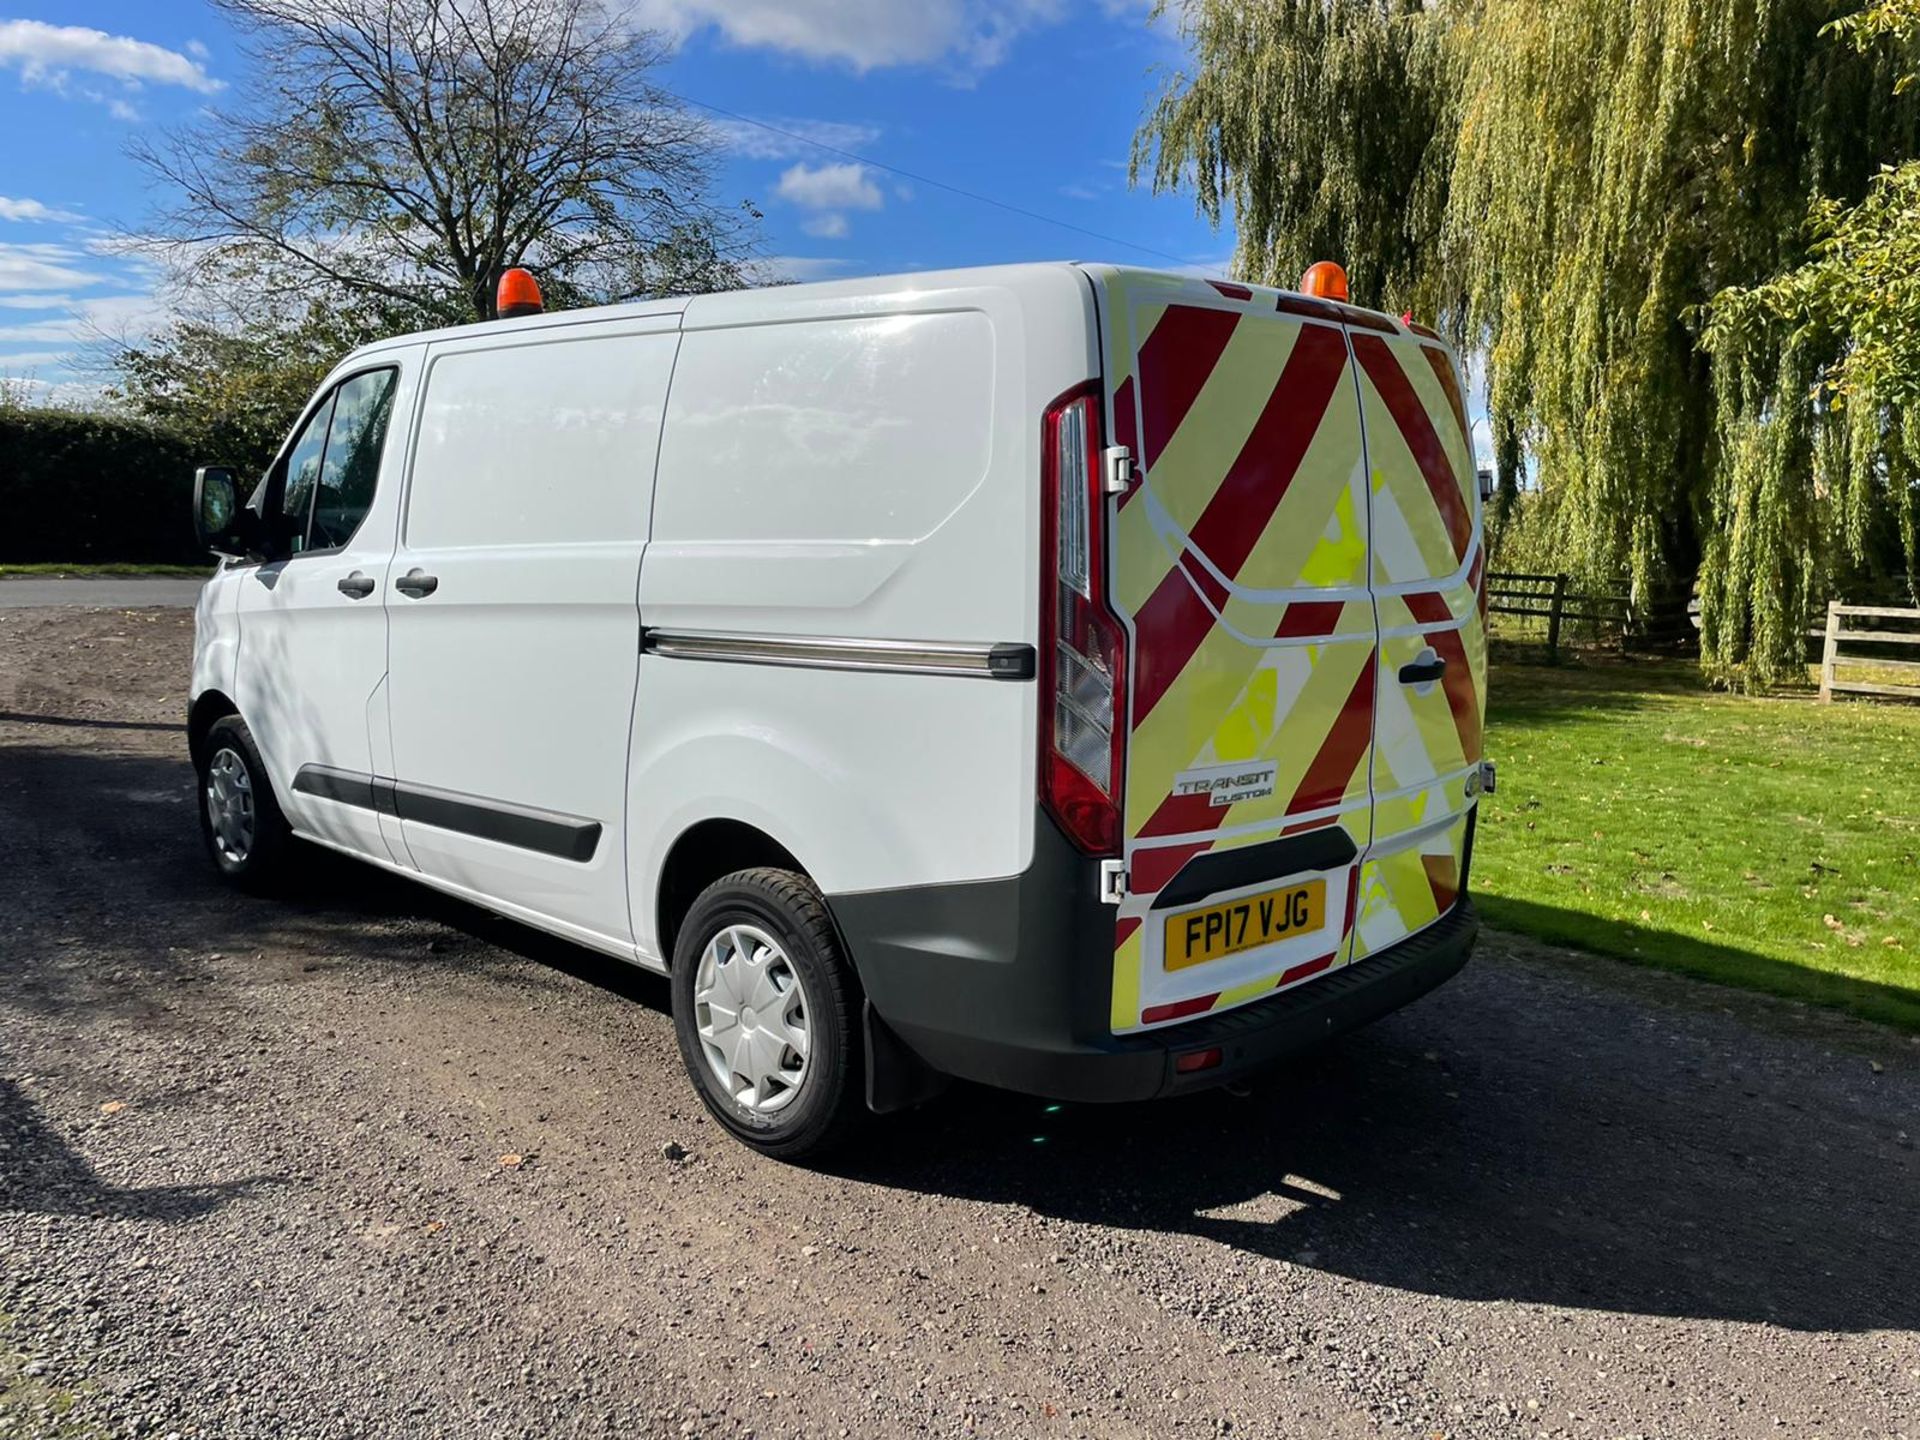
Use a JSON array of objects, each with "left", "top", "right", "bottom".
[
  {"left": 829, "top": 986, "right": 1917, "bottom": 1338},
  {"left": 438, "top": 839, "right": 1913, "bottom": 1341},
  {"left": 0, "top": 1077, "right": 276, "bottom": 1223}
]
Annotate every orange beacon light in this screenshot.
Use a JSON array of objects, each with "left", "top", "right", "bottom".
[
  {"left": 497, "top": 267, "right": 544, "bottom": 318},
  {"left": 1299, "top": 261, "right": 1349, "bottom": 303}
]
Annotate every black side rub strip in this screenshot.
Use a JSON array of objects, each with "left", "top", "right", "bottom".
[
  {"left": 1150, "top": 826, "right": 1360, "bottom": 911},
  {"left": 291, "top": 763, "right": 377, "bottom": 811},
  {"left": 292, "top": 765, "right": 601, "bottom": 863}
]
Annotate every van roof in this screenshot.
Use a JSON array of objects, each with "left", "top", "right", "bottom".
[{"left": 343, "top": 260, "right": 1424, "bottom": 363}]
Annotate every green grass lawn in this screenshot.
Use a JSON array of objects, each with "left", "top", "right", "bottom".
[
  {"left": 1476, "top": 653, "right": 1920, "bottom": 1031},
  {"left": 0, "top": 562, "right": 212, "bottom": 577}
]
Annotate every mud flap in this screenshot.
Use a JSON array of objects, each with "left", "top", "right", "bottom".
[{"left": 864, "top": 1000, "right": 952, "bottom": 1115}]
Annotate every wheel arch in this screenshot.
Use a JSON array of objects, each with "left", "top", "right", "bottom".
[
  {"left": 187, "top": 689, "right": 241, "bottom": 770},
  {"left": 654, "top": 817, "right": 808, "bottom": 967}
]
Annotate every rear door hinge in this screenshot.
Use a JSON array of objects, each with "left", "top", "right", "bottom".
[
  {"left": 1103, "top": 444, "right": 1134, "bottom": 496},
  {"left": 1099, "top": 859, "right": 1127, "bottom": 905}
]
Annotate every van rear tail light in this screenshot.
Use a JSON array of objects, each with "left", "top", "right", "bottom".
[{"left": 1040, "top": 385, "right": 1127, "bottom": 856}]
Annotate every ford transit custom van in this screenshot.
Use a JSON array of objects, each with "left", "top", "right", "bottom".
[{"left": 187, "top": 262, "right": 1491, "bottom": 1158}]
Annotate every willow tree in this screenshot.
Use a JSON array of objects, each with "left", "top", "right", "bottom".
[
  {"left": 1134, "top": 1, "right": 1455, "bottom": 314},
  {"left": 1701, "top": 0, "right": 1920, "bottom": 679},
  {"left": 1137, "top": 0, "right": 1920, "bottom": 680}
]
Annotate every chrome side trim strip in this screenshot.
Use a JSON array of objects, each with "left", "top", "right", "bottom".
[{"left": 641, "top": 630, "right": 1036, "bottom": 681}]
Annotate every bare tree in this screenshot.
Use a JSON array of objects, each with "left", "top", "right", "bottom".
[{"left": 134, "top": 0, "right": 757, "bottom": 323}]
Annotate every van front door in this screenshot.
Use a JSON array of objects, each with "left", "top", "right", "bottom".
[
  {"left": 234, "top": 362, "right": 409, "bottom": 863},
  {"left": 382, "top": 319, "right": 680, "bottom": 956}
]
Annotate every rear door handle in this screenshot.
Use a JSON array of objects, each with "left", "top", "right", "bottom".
[
  {"left": 1398, "top": 653, "right": 1447, "bottom": 685},
  {"left": 395, "top": 568, "right": 439, "bottom": 599},
  {"left": 337, "top": 571, "right": 375, "bottom": 599}
]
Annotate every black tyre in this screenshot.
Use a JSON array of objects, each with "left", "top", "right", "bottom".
[
  {"left": 195, "top": 715, "right": 293, "bottom": 893},
  {"left": 670, "top": 867, "right": 864, "bottom": 1160}
]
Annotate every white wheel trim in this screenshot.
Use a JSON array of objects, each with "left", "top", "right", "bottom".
[
  {"left": 205, "top": 747, "right": 256, "bottom": 864},
  {"left": 692, "top": 923, "right": 812, "bottom": 1115}
]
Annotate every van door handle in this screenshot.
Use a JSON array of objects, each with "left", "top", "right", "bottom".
[
  {"left": 1398, "top": 653, "right": 1447, "bottom": 685},
  {"left": 336, "top": 571, "right": 376, "bottom": 599},
  {"left": 395, "top": 568, "right": 439, "bottom": 599}
]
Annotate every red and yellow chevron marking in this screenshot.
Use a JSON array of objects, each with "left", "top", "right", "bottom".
[
  {"left": 1352, "top": 811, "right": 1472, "bottom": 961},
  {"left": 1099, "top": 271, "right": 1382, "bottom": 1034},
  {"left": 1097, "top": 272, "right": 1490, "bottom": 1035},
  {"left": 1354, "top": 334, "right": 1478, "bottom": 588},
  {"left": 1360, "top": 327, "right": 1487, "bottom": 962}
]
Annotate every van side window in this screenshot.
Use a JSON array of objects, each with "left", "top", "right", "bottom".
[
  {"left": 311, "top": 369, "right": 399, "bottom": 551},
  {"left": 278, "top": 393, "right": 336, "bottom": 555}
]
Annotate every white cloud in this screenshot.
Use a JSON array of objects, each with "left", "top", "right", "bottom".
[
  {"left": 0, "top": 197, "right": 82, "bottom": 224},
  {"left": 1059, "top": 183, "right": 1100, "bottom": 202},
  {"left": 627, "top": 0, "right": 1064, "bottom": 73},
  {"left": 0, "top": 294, "right": 165, "bottom": 345},
  {"left": 708, "top": 114, "right": 883, "bottom": 161},
  {"left": 800, "top": 213, "right": 850, "bottom": 239},
  {"left": 0, "top": 19, "right": 221, "bottom": 97},
  {"left": 775, "top": 162, "right": 883, "bottom": 212},
  {"left": 0, "top": 291, "right": 81, "bottom": 309},
  {"left": 0, "top": 318, "right": 81, "bottom": 344},
  {"left": 0, "top": 349, "right": 79, "bottom": 374},
  {"left": 0, "top": 242, "right": 104, "bottom": 292}
]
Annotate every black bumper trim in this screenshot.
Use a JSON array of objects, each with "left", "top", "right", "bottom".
[
  {"left": 885, "top": 902, "right": 1476, "bottom": 1103},
  {"left": 828, "top": 809, "right": 1478, "bottom": 1107}
]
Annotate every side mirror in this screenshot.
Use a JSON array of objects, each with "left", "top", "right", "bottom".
[{"left": 193, "top": 466, "right": 255, "bottom": 558}]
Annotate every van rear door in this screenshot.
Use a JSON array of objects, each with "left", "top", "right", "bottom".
[
  {"left": 1094, "top": 271, "right": 1378, "bottom": 1034},
  {"left": 1348, "top": 328, "right": 1486, "bottom": 961}
]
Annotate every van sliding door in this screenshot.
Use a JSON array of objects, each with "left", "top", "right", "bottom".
[{"left": 382, "top": 317, "right": 680, "bottom": 956}]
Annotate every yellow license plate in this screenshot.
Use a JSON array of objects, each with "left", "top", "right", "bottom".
[{"left": 1165, "top": 880, "right": 1327, "bottom": 972}]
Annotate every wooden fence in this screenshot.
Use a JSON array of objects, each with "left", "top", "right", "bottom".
[
  {"left": 1819, "top": 602, "right": 1920, "bottom": 703},
  {"left": 1485, "top": 571, "right": 1694, "bottom": 659}
]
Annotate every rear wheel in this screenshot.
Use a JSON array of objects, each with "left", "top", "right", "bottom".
[
  {"left": 195, "top": 715, "right": 292, "bottom": 892},
  {"left": 670, "top": 867, "right": 863, "bottom": 1160}
]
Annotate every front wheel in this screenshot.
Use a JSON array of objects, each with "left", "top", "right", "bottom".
[
  {"left": 670, "top": 867, "right": 864, "bottom": 1161},
  {"left": 195, "top": 715, "right": 292, "bottom": 893}
]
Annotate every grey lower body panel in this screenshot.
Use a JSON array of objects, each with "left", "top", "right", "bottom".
[{"left": 828, "top": 813, "right": 1478, "bottom": 1105}]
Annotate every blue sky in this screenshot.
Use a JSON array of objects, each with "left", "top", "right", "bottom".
[{"left": 0, "top": 1, "right": 1240, "bottom": 398}]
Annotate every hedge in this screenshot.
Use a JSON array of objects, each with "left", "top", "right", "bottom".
[{"left": 0, "top": 409, "right": 206, "bottom": 565}]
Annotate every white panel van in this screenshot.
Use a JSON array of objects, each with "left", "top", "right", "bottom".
[{"left": 188, "top": 263, "right": 1491, "bottom": 1158}]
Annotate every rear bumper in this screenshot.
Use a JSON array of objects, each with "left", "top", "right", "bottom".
[{"left": 826, "top": 815, "right": 1478, "bottom": 1106}]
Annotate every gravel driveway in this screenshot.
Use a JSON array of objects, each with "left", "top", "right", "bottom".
[{"left": 1, "top": 606, "right": 1915, "bottom": 1440}]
